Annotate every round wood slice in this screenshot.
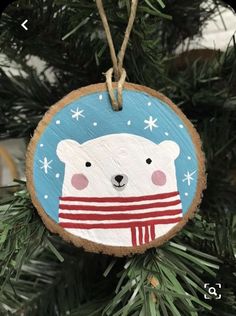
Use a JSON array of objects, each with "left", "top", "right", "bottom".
[{"left": 26, "top": 83, "right": 206, "bottom": 256}]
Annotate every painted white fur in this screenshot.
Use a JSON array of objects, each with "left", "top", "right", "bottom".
[{"left": 57, "top": 133, "right": 180, "bottom": 197}]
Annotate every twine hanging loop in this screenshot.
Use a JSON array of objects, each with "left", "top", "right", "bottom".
[
  {"left": 105, "top": 68, "right": 127, "bottom": 111},
  {"left": 96, "top": 0, "right": 138, "bottom": 110}
]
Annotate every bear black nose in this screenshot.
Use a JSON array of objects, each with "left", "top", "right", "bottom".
[{"left": 115, "top": 175, "right": 124, "bottom": 183}]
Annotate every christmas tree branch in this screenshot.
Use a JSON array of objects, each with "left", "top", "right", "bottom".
[{"left": 0, "top": 185, "right": 230, "bottom": 315}]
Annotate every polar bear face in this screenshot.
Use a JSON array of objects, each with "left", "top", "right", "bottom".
[{"left": 56, "top": 133, "right": 180, "bottom": 197}]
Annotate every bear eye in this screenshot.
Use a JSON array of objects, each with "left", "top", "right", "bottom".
[
  {"left": 85, "top": 161, "right": 92, "bottom": 167},
  {"left": 146, "top": 158, "right": 152, "bottom": 164}
]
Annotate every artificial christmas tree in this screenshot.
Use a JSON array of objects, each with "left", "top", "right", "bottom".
[{"left": 0, "top": 0, "right": 236, "bottom": 315}]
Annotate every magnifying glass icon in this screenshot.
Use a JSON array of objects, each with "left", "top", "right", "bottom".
[{"left": 208, "top": 287, "right": 217, "bottom": 296}]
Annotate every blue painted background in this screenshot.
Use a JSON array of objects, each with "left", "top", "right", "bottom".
[{"left": 34, "top": 89, "right": 198, "bottom": 222}]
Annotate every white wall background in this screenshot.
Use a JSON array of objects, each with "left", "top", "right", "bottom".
[{"left": 177, "top": 3, "right": 236, "bottom": 52}]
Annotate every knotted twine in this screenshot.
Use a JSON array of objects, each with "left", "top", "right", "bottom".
[{"left": 96, "top": 0, "right": 138, "bottom": 111}]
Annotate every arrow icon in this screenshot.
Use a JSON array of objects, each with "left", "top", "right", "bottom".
[{"left": 21, "top": 19, "right": 28, "bottom": 31}]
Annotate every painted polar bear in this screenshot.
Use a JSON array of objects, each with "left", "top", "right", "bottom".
[{"left": 57, "top": 133, "right": 182, "bottom": 247}]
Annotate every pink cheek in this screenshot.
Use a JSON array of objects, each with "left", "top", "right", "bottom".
[
  {"left": 71, "top": 174, "right": 89, "bottom": 190},
  {"left": 151, "top": 170, "right": 167, "bottom": 186}
]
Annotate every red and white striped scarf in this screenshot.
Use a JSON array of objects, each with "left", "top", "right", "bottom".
[{"left": 59, "top": 191, "right": 182, "bottom": 246}]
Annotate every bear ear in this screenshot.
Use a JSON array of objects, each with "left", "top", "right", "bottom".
[
  {"left": 56, "top": 139, "right": 81, "bottom": 163},
  {"left": 158, "top": 140, "right": 180, "bottom": 160}
]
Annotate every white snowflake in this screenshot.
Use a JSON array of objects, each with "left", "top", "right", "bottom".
[
  {"left": 144, "top": 116, "right": 158, "bottom": 131},
  {"left": 71, "top": 108, "right": 85, "bottom": 120},
  {"left": 182, "top": 170, "right": 196, "bottom": 186},
  {"left": 39, "top": 157, "right": 53, "bottom": 174}
]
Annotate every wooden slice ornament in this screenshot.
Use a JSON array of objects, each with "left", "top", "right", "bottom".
[
  {"left": 26, "top": 1, "right": 206, "bottom": 256},
  {"left": 26, "top": 83, "right": 206, "bottom": 255}
]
